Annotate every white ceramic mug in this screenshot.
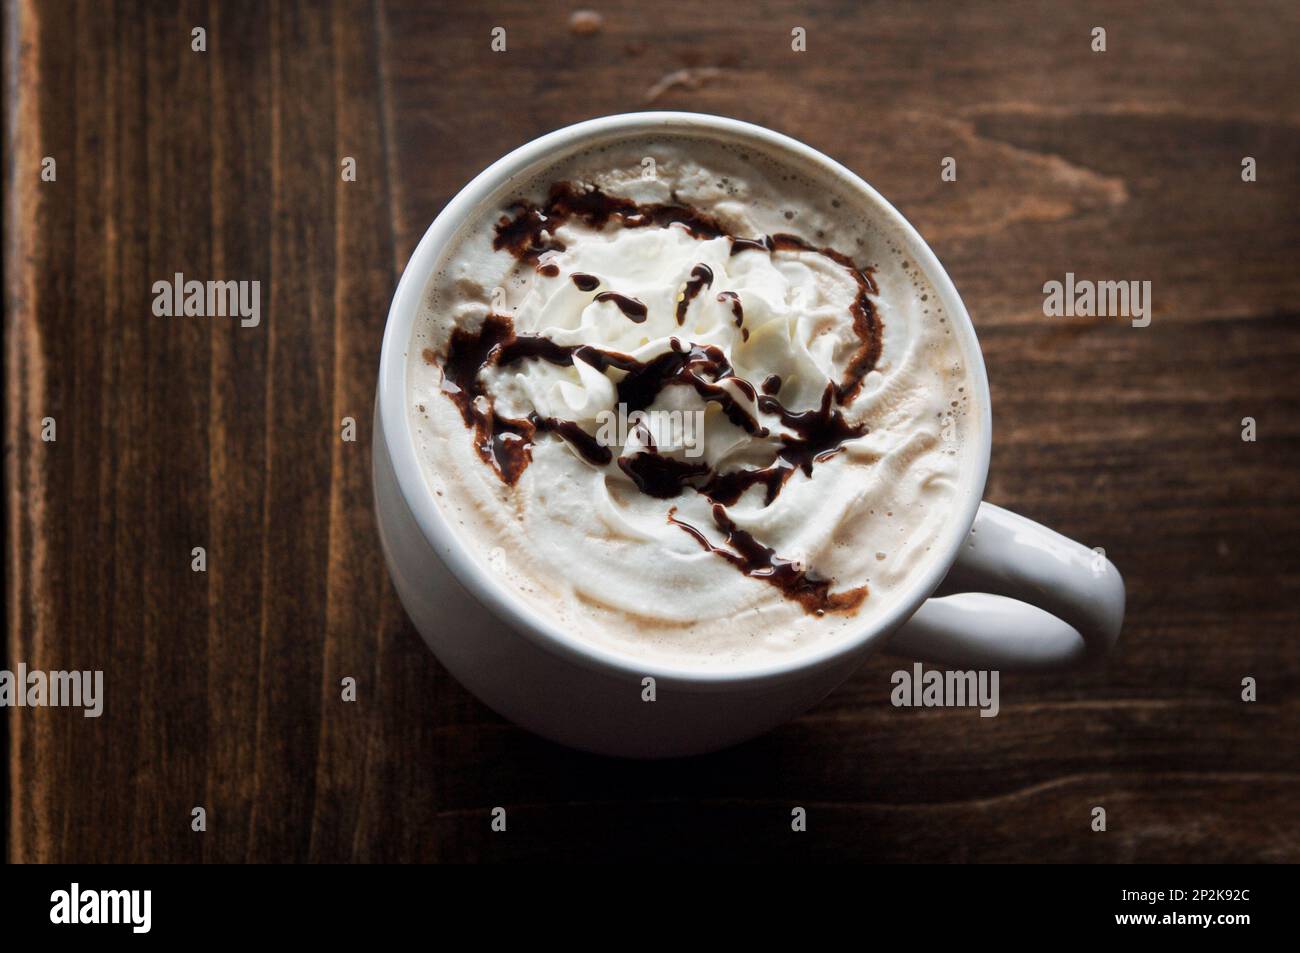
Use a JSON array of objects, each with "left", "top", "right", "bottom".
[{"left": 373, "top": 112, "right": 1125, "bottom": 758}]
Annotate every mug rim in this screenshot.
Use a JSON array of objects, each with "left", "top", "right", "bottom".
[{"left": 378, "top": 111, "right": 992, "bottom": 688}]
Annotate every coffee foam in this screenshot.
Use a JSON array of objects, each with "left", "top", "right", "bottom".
[{"left": 407, "top": 130, "right": 978, "bottom": 669}]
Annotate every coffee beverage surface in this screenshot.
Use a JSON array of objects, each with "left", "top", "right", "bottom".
[{"left": 407, "top": 132, "right": 977, "bottom": 669}]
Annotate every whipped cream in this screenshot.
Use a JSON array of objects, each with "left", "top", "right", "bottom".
[{"left": 408, "top": 134, "right": 976, "bottom": 669}]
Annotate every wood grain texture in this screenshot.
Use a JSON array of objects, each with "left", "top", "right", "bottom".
[{"left": 5, "top": 0, "right": 1298, "bottom": 862}]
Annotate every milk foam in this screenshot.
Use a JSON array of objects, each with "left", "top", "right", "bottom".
[{"left": 407, "top": 133, "right": 976, "bottom": 669}]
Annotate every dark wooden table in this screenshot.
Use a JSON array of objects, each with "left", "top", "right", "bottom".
[{"left": 6, "top": 0, "right": 1298, "bottom": 863}]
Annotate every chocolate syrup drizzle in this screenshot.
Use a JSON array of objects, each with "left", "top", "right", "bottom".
[
  {"left": 594, "top": 291, "right": 648, "bottom": 322},
  {"left": 533, "top": 414, "right": 612, "bottom": 466},
  {"left": 717, "top": 290, "right": 744, "bottom": 326},
  {"left": 716, "top": 290, "right": 748, "bottom": 341},
  {"left": 434, "top": 181, "right": 884, "bottom": 613},
  {"left": 734, "top": 232, "right": 881, "bottom": 402},
  {"left": 617, "top": 339, "right": 767, "bottom": 437},
  {"left": 493, "top": 181, "right": 728, "bottom": 262},
  {"left": 438, "top": 314, "right": 535, "bottom": 484},
  {"left": 676, "top": 264, "right": 714, "bottom": 324},
  {"left": 668, "top": 504, "right": 867, "bottom": 615}
]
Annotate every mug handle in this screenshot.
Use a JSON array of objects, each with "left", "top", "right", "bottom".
[{"left": 885, "top": 502, "right": 1125, "bottom": 671}]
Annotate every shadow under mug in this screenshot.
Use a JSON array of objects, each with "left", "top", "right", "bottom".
[{"left": 373, "top": 112, "right": 1125, "bottom": 758}]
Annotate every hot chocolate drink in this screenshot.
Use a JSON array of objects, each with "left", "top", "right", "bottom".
[{"left": 406, "top": 132, "right": 976, "bottom": 669}]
